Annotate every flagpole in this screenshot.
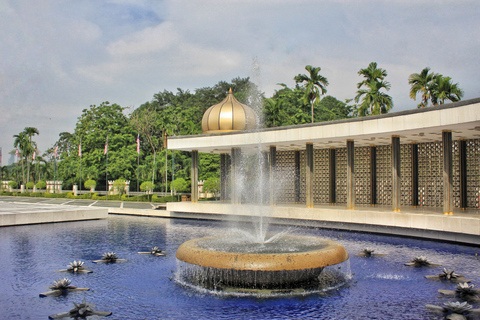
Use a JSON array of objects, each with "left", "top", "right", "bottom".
[
  {"left": 137, "top": 134, "right": 140, "bottom": 196},
  {"left": 105, "top": 135, "right": 108, "bottom": 200},
  {"left": 79, "top": 138, "right": 82, "bottom": 195}
]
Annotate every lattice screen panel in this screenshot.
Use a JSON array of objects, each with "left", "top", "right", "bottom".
[
  {"left": 354, "top": 147, "right": 371, "bottom": 205},
  {"left": 376, "top": 145, "right": 392, "bottom": 205},
  {"left": 467, "top": 139, "right": 480, "bottom": 208},
  {"left": 418, "top": 142, "right": 443, "bottom": 207},
  {"left": 452, "top": 140, "right": 460, "bottom": 208},
  {"left": 275, "top": 151, "right": 296, "bottom": 204},
  {"left": 335, "top": 148, "right": 347, "bottom": 204},
  {"left": 400, "top": 144, "right": 412, "bottom": 206},
  {"left": 313, "top": 149, "right": 329, "bottom": 204}
]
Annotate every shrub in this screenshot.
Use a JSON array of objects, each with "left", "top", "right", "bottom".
[
  {"left": 36, "top": 181, "right": 46, "bottom": 189},
  {"left": 113, "top": 179, "right": 127, "bottom": 196},
  {"left": 171, "top": 178, "right": 189, "bottom": 193},
  {"left": 203, "top": 177, "right": 220, "bottom": 194},
  {"left": 8, "top": 181, "right": 17, "bottom": 188},
  {"left": 84, "top": 179, "right": 96, "bottom": 190},
  {"left": 140, "top": 181, "right": 154, "bottom": 193},
  {"left": 26, "top": 182, "right": 35, "bottom": 190},
  {"left": 43, "top": 192, "right": 68, "bottom": 198}
]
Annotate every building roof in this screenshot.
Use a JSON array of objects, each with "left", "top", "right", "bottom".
[{"left": 168, "top": 97, "right": 480, "bottom": 154}]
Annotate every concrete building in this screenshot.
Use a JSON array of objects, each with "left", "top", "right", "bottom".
[{"left": 166, "top": 95, "right": 480, "bottom": 244}]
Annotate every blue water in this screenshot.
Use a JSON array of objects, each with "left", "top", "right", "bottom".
[{"left": 0, "top": 215, "right": 479, "bottom": 319}]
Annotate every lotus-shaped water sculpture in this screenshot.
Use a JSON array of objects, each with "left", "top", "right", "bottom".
[
  {"left": 405, "top": 256, "right": 441, "bottom": 267},
  {"left": 57, "top": 260, "right": 93, "bottom": 274},
  {"left": 48, "top": 298, "right": 112, "bottom": 319},
  {"left": 93, "top": 252, "right": 127, "bottom": 263},
  {"left": 425, "top": 268, "right": 470, "bottom": 282},
  {"left": 439, "top": 283, "right": 480, "bottom": 302},
  {"left": 39, "top": 278, "right": 90, "bottom": 297},
  {"left": 355, "top": 248, "right": 386, "bottom": 257},
  {"left": 426, "top": 301, "right": 480, "bottom": 319},
  {"left": 138, "top": 246, "right": 166, "bottom": 256}
]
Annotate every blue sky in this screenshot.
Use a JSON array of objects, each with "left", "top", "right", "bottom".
[{"left": 1, "top": 0, "right": 479, "bottom": 164}]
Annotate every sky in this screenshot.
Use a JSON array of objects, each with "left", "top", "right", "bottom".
[{"left": 1, "top": 0, "right": 479, "bottom": 165}]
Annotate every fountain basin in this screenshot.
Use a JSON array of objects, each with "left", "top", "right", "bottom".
[{"left": 176, "top": 235, "right": 349, "bottom": 290}]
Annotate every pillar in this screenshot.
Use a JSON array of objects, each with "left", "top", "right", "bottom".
[
  {"left": 370, "top": 145, "right": 377, "bottom": 206},
  {"left": 346, "top": 140, "right": 355, "bottom": 209},
  {"left": 191, "top": 150, "right": 198, "bottom": 203},
  {"left": 269, "top": 146, "right": 276, "bottom": 205},
  {"left": 392, "top": 136, "right": 401, "bottom": 211},
  {"left": 329, "top": 148, "right": 336, "bottom": 204},
  {"left": 306, "top": 143, "right": 314, "bottom": 208},
  {"left": 231, "top": 148, "right": 242, "bottom": 204},
  {"left": 411, "top": 142, "right": 419, "bottom": 207},
  {"left": 443, "top": 130, "right": 453, "bottom": 214},
  {"left": 294, "top": 150, "right": 301, "bottom": 204},
  {"left": 459, "top": 139, "right": 467, "bottom": 209}
]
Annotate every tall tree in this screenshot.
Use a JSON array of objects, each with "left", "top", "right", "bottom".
[
  {"left": 13, "top": 131, "right": 30, "bottom": 183},
  {"left": 408, "top": 67, "right": 438, "bottom": 108},
  {"left": 431, "top": 75, "right": 464, "bottom": 105},
  {"left": 23, "top": 127, "right": 39, "bottom": 183},
  {"left": 355, "top": 62, "right": 393, "bottom": 116},
  {"left": 294, "top": 65, "right": 329, "bottom": 123}
]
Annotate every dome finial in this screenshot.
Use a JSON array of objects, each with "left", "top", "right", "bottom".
[{"left": 229, "top": 88, "right": 232, "bottom": 94}]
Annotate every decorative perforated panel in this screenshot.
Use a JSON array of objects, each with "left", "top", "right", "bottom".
[
  {"left": 376, "top": 145, "right": 392, "bottom": 205},
  {"left": 354, "top": 147, "right": 371, "bottom": 205},
  {"left": 335, "top": 148, "right": 347, "bottom": 204},
  {"left": 400, "top": 144, "right": 412, "bottom": 206},
  {"left": 275, "top": 151, "right": 296, "bottom": 203},
  {"left": 418, "top": 142, "right": 443, "bottom": 207},
  {"left": 313, "top": 149, "right": 329, "bottom": 204},
  {"left": 466, "top": 139, "right": 480, "bottom": 208}
]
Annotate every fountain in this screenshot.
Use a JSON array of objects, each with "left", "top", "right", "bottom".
[{"left": 176, "top": 83, "right": 350, "bottom": 294}]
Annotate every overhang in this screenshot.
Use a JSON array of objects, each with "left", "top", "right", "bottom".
[{"left": 167, "top": 98, "right": 480, "bottom": 154}]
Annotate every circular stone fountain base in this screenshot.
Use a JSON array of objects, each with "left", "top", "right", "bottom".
[{"left": 176, "top": 235, "right": 349, "bottom": 290}]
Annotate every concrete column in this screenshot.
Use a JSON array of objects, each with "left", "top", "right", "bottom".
[
  {"left": 392, "top": 136, "right": 401, "bottom": 211},
  {"left": 443, "top": 130, "right": 453, "bottom": 214},
  {"left": 73, "top": 185, "right": 78, "bottom": 196},
  {"left": 20, "top": 184, "right": 25, "bottom": 193},
  {"left": 329, "top": 148, "right": 336, "bottom": 204},
  {"left": 191, "top": 150, "right": 198, "bottom": 203},
  {"left": 306, "top": 143, "right": 314, "bottom": 208},
  {"left": 370, "top": 145, "right": 377, "bottom": 206},
  {"left": 392, "top": 136, "right": 402, "bottom": 211},
  {"left": 411, "top": 142, "right": 419, "bottom": 207},
  {"left": 459, "top": 139, "right": 467, "bottom": 209},
  {"left": 294, "top": 150, "right": 301, "bottom": 204},
  {"left": 346, "top": 140, "right": 355, "bottom": 209},
  {"left": 231, "top": 148, "right": 242, "bottom": 204},
  {"left": 269, "top": 146, "right": 276, "bottom": 206}
]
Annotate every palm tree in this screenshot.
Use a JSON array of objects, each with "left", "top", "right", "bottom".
[
  {"left": 355, "top": 62, "right": 393, "bottom": 116},
  {"left": 13, "top": 132, "right": 30, "bottom": 183},
  {"left": 294, "top": 65, "right": 329, "bottom": 123},
  {"left": 408, "top": 67, "right": 438, "bottom": 108},
  {"left": 431, "top": 75, "right": 464, "bottom": 105},
  {"left": 24, "top": 127, "right": 39, "bottom": 183}
]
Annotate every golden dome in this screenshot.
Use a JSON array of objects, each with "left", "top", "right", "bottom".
[{"left": 202, "top": 88, "right": 256, "bottom": 134}]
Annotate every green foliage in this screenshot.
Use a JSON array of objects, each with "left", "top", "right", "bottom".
[
  {"left": 8, "top": 181, "right": 17, "bottom": 188},
  {"left": 294, "top": 65, "right": 329, "bottom": 123},
  {"left": 113, "top": 179, "right": 127, "bottom": 195},
  {"left": 171, "top": 178, "right": 189, "bottom": 193},
  {"left": 355, "top": 62, "right": 393, "bottom": 116},
  {"left": 203, "top": 176, "right": 220, "bottom": 194},
  {"left": 84, "top": 179, "right": 96, "bottom": 189},
  {"left": 140, "top": 181, "right": 154, "bottom": 193},
  {"left": 43, "top": 192, "right": 68, "bottom": 198},
  {"left": 36, "top": 180, "right": 46, "bottom": 189},
  {"left": 25, "top": 182, "right": 34, "bottom": 190}
]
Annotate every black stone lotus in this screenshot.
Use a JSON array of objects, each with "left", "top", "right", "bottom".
[
  {"left": 405, "top": 256, "right": 441, "bottom": 267},
  {"left": 355, "top": 248, "right": 386, "bottom": 257},
  {"left": 138, "top": 246, "right": 166, "bottom": 256},
  {"left": 48, "top": 298, "right": 112, "bottom": 319},
  {"left": 57, "top": 261, "right": 93, "bottom": 274},
  {"left": 426, "top": 301, "right": 480, "bottom": 320},
  {"left": 425, "top": 268, "right": 470, "bottom": 282},
  {"left": 93, "top": 252, "right": 127, "bottom": 263},
  {"left": 39, "top": 278, "right": 89, "bottom": 297},
  {"left": 439, "top": 283, "right": 480, "bottom": 303}
]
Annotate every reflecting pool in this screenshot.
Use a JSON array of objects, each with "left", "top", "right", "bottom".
[{"left": 0, "top": 215, "right": 479, "bottom": 319}]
